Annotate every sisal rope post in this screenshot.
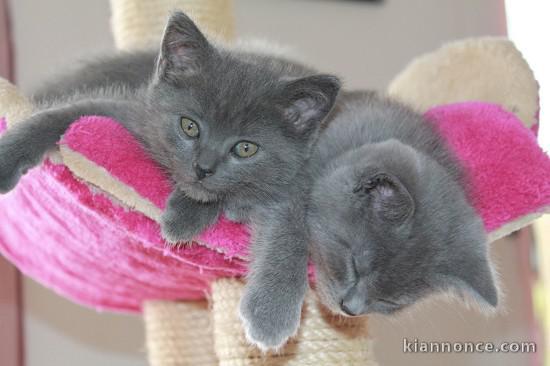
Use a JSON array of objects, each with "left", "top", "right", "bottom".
[
  {"left": 143, "top": 300, "right": 218, "bottom": 366},
  {"left": 211, "top": 279, "right": 377, "bottom": 366},
  {"left": 110, "top": 0, "right": 235, "bottom": 50}
]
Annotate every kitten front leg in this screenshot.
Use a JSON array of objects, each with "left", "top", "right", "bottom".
[
  {"left": 239, "top": 204, "right": 309, "bottom": 351},
  {"left": 0, "top": 111, "right": 67, "bottom": 193},
  {"left": 0, "top": 99, "right": 140, "bottom": 193},
  {"left": 0, "top": 132, "right": 43, "bottom": 193},
  {"left": 161, "top": 189, "right": 221, "bottom": 244}
]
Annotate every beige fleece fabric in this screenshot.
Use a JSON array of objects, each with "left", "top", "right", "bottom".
[
  {"left": 388, "top": 38, "right": 539, "bottom": 128},
  {"left": 0, "top": 78, "right": 33, "bottom": 128}
]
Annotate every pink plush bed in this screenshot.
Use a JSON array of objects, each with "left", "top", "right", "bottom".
[{"left": 1, "top": 99, "right": 549, "bottom": 313}]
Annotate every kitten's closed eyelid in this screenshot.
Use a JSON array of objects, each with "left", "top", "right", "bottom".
[{"left": 377, "top": 298, "right": 402, "bottom": 306}]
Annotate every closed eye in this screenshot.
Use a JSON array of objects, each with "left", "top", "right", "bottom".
[{"left": 378, "top": 298, "right": 404, "bottom": 307}]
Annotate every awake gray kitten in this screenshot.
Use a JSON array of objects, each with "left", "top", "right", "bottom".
[
  {"left": 308, "top": 91, "right": 498, "bottom": 316},
  {"left": 0, "top": 11, "right": 340, "bottom": 349}
]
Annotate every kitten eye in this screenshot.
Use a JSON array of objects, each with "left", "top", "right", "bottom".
[
  {"left": 181, "top": 117, "right": 199, "bottom": 138},
  {"left": 232, "top": 141, "right": 259, "bottom": 158}
]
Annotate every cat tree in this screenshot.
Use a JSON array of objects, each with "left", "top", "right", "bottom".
[
  {"left": 0, "top": 1, "right": 548, "bottom": 365},
  {"left": 112, "top": 1, "right": 370, "bottom": 364}
]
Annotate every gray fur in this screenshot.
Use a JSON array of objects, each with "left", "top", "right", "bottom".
[
  {"left": 239, "top": 91, "right": 498, "bottom": 350},
  {"left": 0, "top": 12, "right": 340, "bottom": 350},
  {"left": 239, "top": 172, "right": 311, "bottom": 350},
  {"left": 308, "top": 91, "right": 498, "bottom": 316},
  {"left": 0, "top": 11, "right": 495, "bottom": 352}
]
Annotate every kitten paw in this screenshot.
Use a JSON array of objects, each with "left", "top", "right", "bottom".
[
  {"left": 239, "top": 289, "right": 302, "bottom": 352},
  {"left": 160, "top": 206, "right": 205, "bottom": 244},
  {"left": 160, "top": 191, "right": 220, "bottom": 244},
  {"left": 0, "top": 144, "right": 32, "bottom": 193},
  {"left": 0, "top": 166, "right": 22, "bottom": 193}
]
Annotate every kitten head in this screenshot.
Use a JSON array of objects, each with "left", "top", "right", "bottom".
[
  {"left": 144, "top": 11, "right": 340, "bottom": 202},
  {"left": 308, "top": 139, "right": 497, "bottom": 317}
]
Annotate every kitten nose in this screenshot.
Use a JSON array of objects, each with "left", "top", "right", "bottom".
[
  {"left": 193, "top": 163, "right": 214, "bottom": 180},
  {"left": 340, "top": 287, "right": 366, "bottom": 316},
  {"left": 340, "top": 300, "right": 358, "bottom": 316}
]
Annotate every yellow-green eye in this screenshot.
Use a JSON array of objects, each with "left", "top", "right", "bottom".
[
  {"left": 233, "top": 141, "right": 259, "bottom": 158},
  {"left": 181, "top": 117, "right": 199, "bottom": 138}
]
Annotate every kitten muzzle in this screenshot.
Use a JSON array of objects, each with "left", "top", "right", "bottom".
[
  {"left": 194, "top": 162, "right": 214, "bottom": 181},
  {"left": 340, "top": 285, "right": 367, "bottom": 316}
]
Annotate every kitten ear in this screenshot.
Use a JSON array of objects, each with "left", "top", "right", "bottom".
[
  {"left": 156, "top": 11, "right": 212, "bottom": 81},
  {"left": 354, "top": 172, "right": 414, "bottom": 224},
  {"left": 440, "top": 247, "right": 498, "bottom": 309},
  {"left": 279, "top": 75, "right": 340, "bottom": 136}
]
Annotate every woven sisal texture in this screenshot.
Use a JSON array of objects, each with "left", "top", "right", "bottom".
[
  {"left": 211, "top": 279, "right": 377, "bottom": 366},
  {"left": 144, "top": 300, "right": 219, "bottom": 366},
  {"left": 110, "top": 0, "right": 235, "bottom": 51}
]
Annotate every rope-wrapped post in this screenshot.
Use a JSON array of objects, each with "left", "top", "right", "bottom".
[
  {"left": 211, "top": 279, "right": 377, "bottom": 366},
  {"left": 144, "top": 301, "right": 218, "bottom": 366},
  {"left": 110, "top": 0, "right": 235, "bottom": 50}
]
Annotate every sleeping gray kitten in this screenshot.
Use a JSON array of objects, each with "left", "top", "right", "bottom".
[
  {"left": 0, "top": 11, "right": 340, "bottom": 349},
  {"left": 308, "top": 91, "right": 497, "bottom": 317},
  {"left": 241, "top": 91, "right": 498, "bottom": 350}
]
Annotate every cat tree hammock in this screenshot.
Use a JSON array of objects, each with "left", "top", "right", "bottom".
[{"left": 0, "top": 1, "right": 549, "bottom": 365}]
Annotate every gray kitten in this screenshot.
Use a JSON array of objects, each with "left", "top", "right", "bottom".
[
  {"left": 241, "top": 91, "right": 498, "bottom": 350},
  {"left": 309, "top": 91, "right": 498, "bottom": 315},
  {"left": 0, "top": 11, "right": 340, "bottom": 349}
]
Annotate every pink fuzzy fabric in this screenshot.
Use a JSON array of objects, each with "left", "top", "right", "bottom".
[
  {"left": 0, "top": 101, "right": 549, "bottom": 313},
  {"left": 0, "top": 118, "right": 247, "bottom": 312},
  {"left": 426, "top": 102, "right": 550, "bottom": 231},
  {"left": 0, "top": 159, "right": 246, "bottom": 312}
]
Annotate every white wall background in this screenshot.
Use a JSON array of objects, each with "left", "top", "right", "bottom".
[
  {"left": 506, "top": 0, "right": 550, "bottom": 151},
  {"left": 8, "top": 0, "right": 537, "bottom": 365}
]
